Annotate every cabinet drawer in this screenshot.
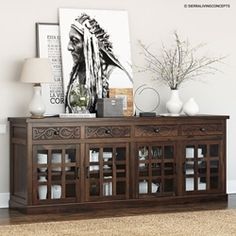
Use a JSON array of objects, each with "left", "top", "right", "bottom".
[
  {"left": 134, "top": 125, "right": 178, "bottom": 137},
  {"left": 181, "top": 124, "right": 223, "bottom": 136},
  {"left": 32, "top": 127, "right": 80, "bottom": 140},
  {"left": 86, "top": 126, "right": 131, "bottom": 138}
]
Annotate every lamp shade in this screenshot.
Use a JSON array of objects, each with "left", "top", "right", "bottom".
[{"left": 20, "top": 58, "right": 53, "bottom": 84}]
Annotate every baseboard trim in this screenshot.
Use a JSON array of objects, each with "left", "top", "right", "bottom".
[
  {"left": 0, "top": 193, "right": 9, "bottom": 208},
  {"left": 227, "top": 180, "right": 236, "bottom": 194}
]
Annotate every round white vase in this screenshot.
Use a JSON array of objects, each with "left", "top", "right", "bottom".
[
  {"left": 166, "top": 89, "right": 183, "bottom": 116},
  {"left": 183, "top": 98, "right": 199, "bottom": 116}
]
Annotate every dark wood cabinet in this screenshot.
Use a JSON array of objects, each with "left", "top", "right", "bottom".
[{"left": 8, "top": 115, "right": 229, "bottom": 213}]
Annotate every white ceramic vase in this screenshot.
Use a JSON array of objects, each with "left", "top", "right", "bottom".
[
  {"left": 183, "top": 98, "right": 199, "bottom": 116},
  {"left": 166, "top": 89, "right": 183, "bottom": 116},
  {"left": 38, "top": 185, "right": 47, "bottom": 200}
]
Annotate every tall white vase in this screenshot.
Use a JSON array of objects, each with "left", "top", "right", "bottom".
[
  {"left": 183, "top": 98, "right": 199, "bottom": 116},
  {"left": 166, "top": 89, "right": 183, "bottom": 116}
]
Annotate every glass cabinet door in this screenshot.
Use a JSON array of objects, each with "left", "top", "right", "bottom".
[
  {"left": 183, "top": 141, "right": 222, "bottom": 193},
  {"left": 85, "top": 143, "right": 129, "bottom": 201},
  {"left": 33, "top": 145, "right": 79, "bottom": 203},
  {"left": 137, "top": 143, "right": 176, "bottom": 197}
]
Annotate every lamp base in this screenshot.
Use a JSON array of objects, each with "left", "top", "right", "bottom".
[
  {"left": 29, "top": 85, "right": 46, "bottom": 119},
  {"left": 30, "top": 114, "right": 45, "bottom": 119}
]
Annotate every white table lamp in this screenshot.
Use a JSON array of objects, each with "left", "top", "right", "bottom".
[{"left": 20, "top": 58, "right": 53, "bottom": 118}]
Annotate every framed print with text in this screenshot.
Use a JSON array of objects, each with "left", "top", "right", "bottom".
[{"left": 36, "top": 23, "right": 65, "bottom": 115}]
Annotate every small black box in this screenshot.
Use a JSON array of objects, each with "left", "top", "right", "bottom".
[{"left": 97, "top": 98, "right": 123, "bottom": 117}]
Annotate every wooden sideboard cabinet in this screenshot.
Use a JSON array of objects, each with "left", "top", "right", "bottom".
[{"left": 8, "top": 115, "right": 229, "bottom": 213}]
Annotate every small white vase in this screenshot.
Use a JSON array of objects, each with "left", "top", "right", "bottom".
[
  {"left": 166, "top": 89, "right": 183, "bottom": 116},
  {"left": 183, "top": 98, "right": 199, "bottom": 116}
]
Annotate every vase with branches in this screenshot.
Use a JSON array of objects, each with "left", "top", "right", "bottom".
[{"left": 139, "top": 32, "right": 225, "bottom": 115}]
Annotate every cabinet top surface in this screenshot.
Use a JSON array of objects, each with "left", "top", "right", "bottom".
[{"left": 8, "top": 115, "right": 229, "bottom": 124}]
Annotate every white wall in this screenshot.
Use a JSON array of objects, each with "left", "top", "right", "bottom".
[{"left": 0, "top": 0, "right": 236, "bottom": 206}]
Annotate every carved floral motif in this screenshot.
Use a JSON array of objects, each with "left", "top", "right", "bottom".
[{"left": 33, "top": 127, "right": 80, "bottom": 140}]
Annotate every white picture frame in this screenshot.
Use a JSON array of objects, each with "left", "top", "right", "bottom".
[{"left": 36, "top": 22, "right": 65, "bottom": 115}]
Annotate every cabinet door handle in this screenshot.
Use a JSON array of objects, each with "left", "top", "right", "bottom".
[
  {"left": 183, "top": 162, "right": 186, "bottom": 174},
  {"left": 77, "top": 167, "right": 80, "bottom": 179},
  {"left": 200, "top": 127, "right": 206, "bottom": 132},
  {"left": 86, "top": 166, "right": 89, "bottom": 178},
  {"left": 154, "top": 128, "right": 160, "bottom": 133}
]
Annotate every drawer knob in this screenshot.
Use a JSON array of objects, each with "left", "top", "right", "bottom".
[
  {"left": 54, "top": 130, "right": 59, "bottom": 135},
  {"left": 154, "top": 128, "right": 160, "bottom": 133},
  {"left": 105, "top": 129, "right": 111, "bottom": 134},
  {"left": 200, "top": 128, "right": 206, "bottom": 132}
]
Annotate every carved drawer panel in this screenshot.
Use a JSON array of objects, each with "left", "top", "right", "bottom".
[
  {"left": 134, "top": 125, "right": 178, "bottom": 137},
  {"left": 32, "top": 127, "right": 80, "bottom": 140},
  {"left": 181, "top": 124, "right": 223, "bottom": 136},
  {"left": 86, "top": 126, "right": 131, "bottom": 138}
]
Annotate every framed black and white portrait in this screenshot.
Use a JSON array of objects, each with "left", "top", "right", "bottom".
[
  {"left": 36, "top": 23, "right": 65, "bottom": 115},
  {"left": 59, "top": 9, "right": 133, "bottom": 115}
]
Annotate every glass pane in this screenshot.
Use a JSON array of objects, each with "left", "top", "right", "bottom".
[
  {"left": 197, "top": 147, "right": 204, "bottom": 158},
  {"left": 186, "top": 146, "right": 194, "bottom": 158},
  {"left": 164, "top": 179, "right": 174, "bottom": 192},
  {"left": 103, "top": 181, "right": 112, "bottom": 196},
  {"left": 198, "top": 145, "right": 207, "bottom": 157},
  {"left": 51, "top": 184, "right": 62, "bottom": 199},
  {"left": 66, "top": 183, "right": 76, "bottom": 198},
  {"left": 185, "top": 160, "right": 194, "bottom": 175},
  {"left": 164, "top": 146, "right": 174, "bottom": 159},
  {"left": 37, "top": 152, "right": 48, "bottom": 173},
  {"left": 210, "top": 144, "right": 219, "bottom": 157},
  {"left": 198, "top": 177, "right": 206, "bottom": 190},
  {"left": 151, "top": 163, "right": 161, "bottom": 176},
  {"left": 116, "top": 147, "right": 126, "bottom": 161},
  {"left": 186, "top": 177, "right": 194, "bottom": 191},
  {"left": 139, "top": 164, "right": 149, "bottom": 177},
  {"left": 89, "top": 148, "right": 99, "bottom": 172},
  {"left": 210, "top": 160, "right": 219, "bottom": 174},
  {"left": 90, "top": 181, "right": 100, "bottom": 196},
  {"left": 67, "top": 149, "right": 76, "bottom": 163},
  {"left": 103, "top": 148, "right": 113, "bottom": 170},
  {"left": 116, "top": 164, "right": 126, "bottom": 171},
  {"left": 151, "top": 146, "right": 162, "bottom": 159},
  {"left": 164, "top": 163, "right": 174, "bottom": 175},
  {"left": 151, "top": 181, "right": 160, "bottom": 193},
  {"left": 89, "top": 169, "right": 99, "bottom": 178},
  {"left": 89, "top": 148, "right": 99, "bottom": 163},
  {"left": 210, "top": 176, "right": 219, "bottom": 189},
  {"left": 66, "top": 170, "right": 76, "bottom": 181},
  {"left": 138, "top": 146, "right": 149, "bottom": 161},
  {"left": 116, "top": 181, "right": 126, "bottom": 195},
  {"left": 152, "top": 180, "right": 160, "bottom": 193},
  {"left": 117, "top": 166, "right": 126, "bottom": 178},
  {"left": 139, "top": 180, "right": 148, "bottom": 194},
  {"left": 198, "top": 160, "right": 206, "bottom": 175}
]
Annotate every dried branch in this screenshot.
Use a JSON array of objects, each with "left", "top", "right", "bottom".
[{"left": 139, "top": 33, "right": 225, "bottom": 89}]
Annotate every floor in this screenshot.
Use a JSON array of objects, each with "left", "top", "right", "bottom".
[{"left": 0, "top": 194, "right": 235, "bottom": 225}]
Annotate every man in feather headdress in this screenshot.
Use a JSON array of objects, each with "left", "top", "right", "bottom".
[{"left": 65, "top": 13, "right": 132, "bottom": 113}]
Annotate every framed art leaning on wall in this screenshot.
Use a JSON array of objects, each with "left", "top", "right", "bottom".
[
  {"left": 59, "top": 9, "right": 134, "bottom": 115},
  {"left": 36, "top": 23, "right": 65, "bottom": 115}
]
